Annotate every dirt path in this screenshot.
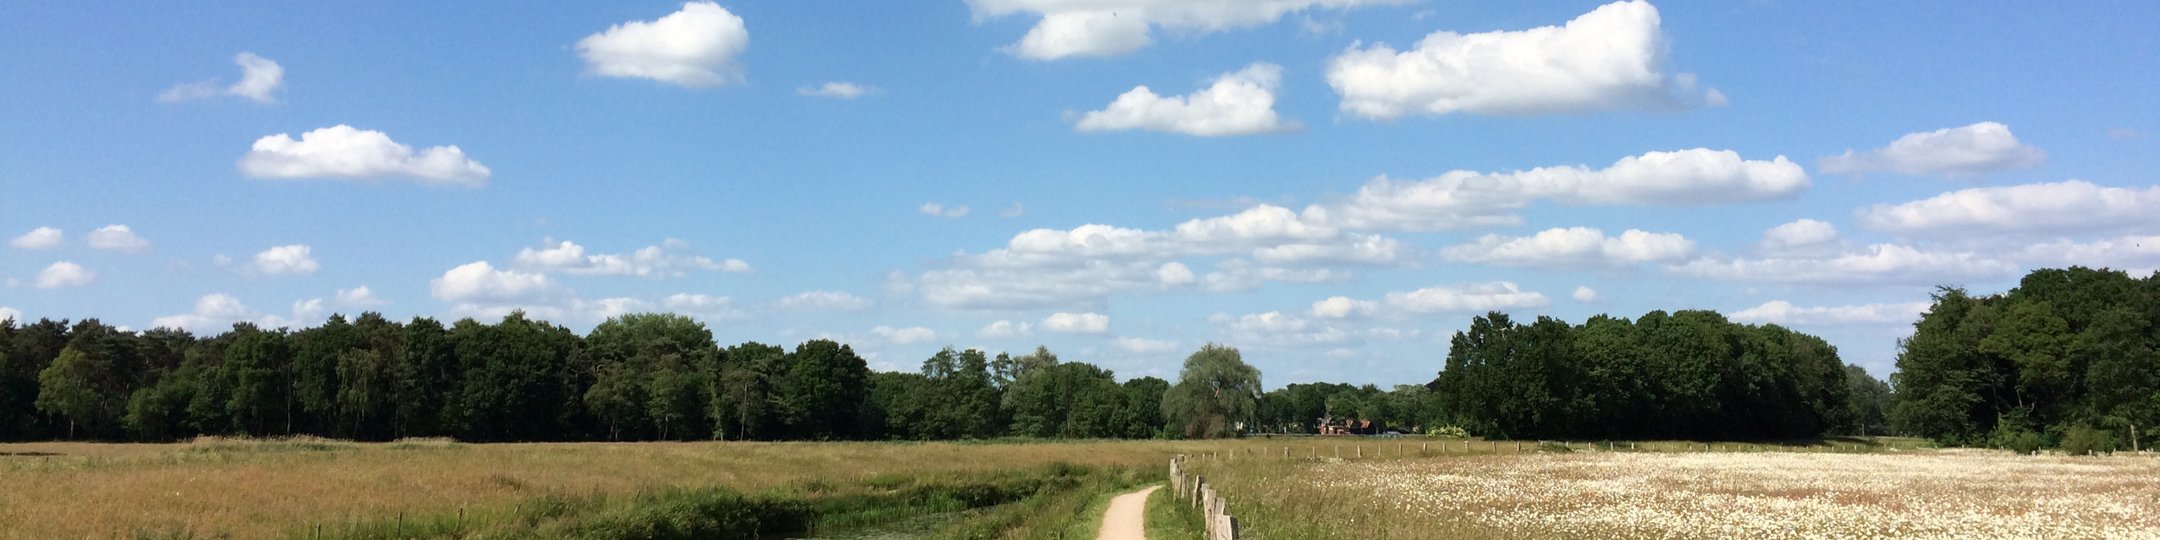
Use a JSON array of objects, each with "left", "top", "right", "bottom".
[{"left": 1096, "top": 485, "right": 1161, "bottom": 540}]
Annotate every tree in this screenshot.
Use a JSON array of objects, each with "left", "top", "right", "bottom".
[
  {"left": 1163, "top": 344, "right": 1261, "bottom": 439},
  {"left": 777, "top": 340, "right": 869, "bottom": 440},
  {"left": 1839, "top": 365, "right": 1892, "bottom": 437}
]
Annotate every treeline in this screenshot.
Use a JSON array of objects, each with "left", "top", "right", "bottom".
[
  {"left": 1426, "top": 311, "right": 1879, "bottom": 440},
  {"left": 0, "top": 312, "right": 1256, "bottom": 442},
  {"left": 1892, "top": 267, "right": 2160, "bottom": 451}
]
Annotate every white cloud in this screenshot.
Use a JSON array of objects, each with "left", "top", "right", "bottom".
[
  {"left": 430, "top": 261, "right": 560, "bottom": 304},
  {"left": 1820, "top": 122, "right": 2044, "bottom": 176},
  {"left": 35, "top": 262, "right": 94, "bottom": 289},
  {"left": 1856, "top": 180, "right": 2160, "bottom": 237},
  {"left": 335, "top": 286, "right": 388, "bottom": 308},
  {"left": 1198, "top": 262, "right": 1344, "bottom": 293},
  {"left": 1670, "top": 244, "right": 2020, "bottom": 285},
  {"left": 251, "top": 244, "right": 319, "bottom": 276},
  {"left": 1112, "top": 337, "right": 1180, "bottom": 354},
  {"left": 920, "top": 202, "right": 972, "bottom": 218},
  {"left": 151, "top": 294, "right": 257, "bottom": 332},
  {"left": 664, "top": 293, "right": 743, "bottom": 319},
  {"left": 777, "top": 290, "right": 872, "bottom": 311},
  {"left": 873, "top": 325, "right": 939, "bottom": 345},
  {"left": 1442, "top": 227, "right": 1693, "bottom": 268},
  {"left": 1217, "top": 310, "right": 1353, "bottom": 346},
  {"left": 578, "top": 1, "right": 749, "bottom": 88},
  {"left": 918, "top": 260, "right": 1165, "bottom": 310},
  {"left": 1731, "top": 300, "right": 1932, "bottom": 326},
  {"left": 799, "top": 82, "right": 873, "bottom": 99},
  {"left": 1573, "top": 286, "right": 1599, "bottom": 303},
  {"left": 86, "top": 225, "right": 149, "bottom": 252},
  {"left": 0, "top": 306, "right": 19, "bottom": 324},
  {"left": 1042, "top": 311, "right": 1111, "bottom": 334},
  {"left": 1382, "top": 282, "right": 1550, "bottom": 314},
  {"left": 1327, "top": 0, "right": 1719, "bottom": 119},
  {"left": 1226, "top": 311, "right": 1311, "bottom": 334},
  {"left": 2013, "top": 235, "right": 2160, "bottom": 273},
  {"left": 9, "top": 227, "right": 61, "bottom": 250},
  {"left": 970, "top": 0, "right": 1406, "bottom": 60},
  {"left": 1305, "top": 149, "right": 1807, "bottom": 231},
  {"left": 1762, "top": 219, "right": 1839, "bottom": 254},
  {"left": 159, "top": 52, "right": 282, "bottom": 103},
  {"left": 979, "top": 320, "right": 1035, "bottom": 338},
  {"left": 999, "top": 203, "right": 1027, "bottom": 218},
  {"left": 1310, "top": 296, "right": 1376, "bottom": 318},
  {"left": 584, "top": 297, "right": 655, "bottom": 320},
  {"left": 239, "top": 125, "right": 490, "bottom": 186},
  {"left": 513, "top": 239, "right": 738, "bottom": 277},
  {"left": 1075, "top": 63, "right": 1300, "bottom": 137},
  {"left": 1156, "top": 262, "right": 1196, "bottom": 286}
]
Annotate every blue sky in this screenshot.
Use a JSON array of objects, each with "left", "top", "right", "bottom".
[{"left": 3, "top": 1, "right": 2157, "bottom": 386}]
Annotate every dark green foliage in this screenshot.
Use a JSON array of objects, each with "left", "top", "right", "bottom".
[
  {"left": 1892, "top": 267, "right": 2160, "bottom": 451},
  {"left": 1163, "top": 344, "right": 1262, "bottom": 438},
  {"left": 1430, "top": 310, "right": 1851, "bottom": 440}
]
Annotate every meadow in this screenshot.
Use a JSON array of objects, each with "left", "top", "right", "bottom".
[
  {"left": 6, "top": 436, "right": 2154, "bottom": 539},
  {"left": 1186, "top": 442, "right": 2160, "bottom": 540}
]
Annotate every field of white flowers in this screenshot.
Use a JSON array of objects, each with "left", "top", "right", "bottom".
[{"left": 1315, "top": 449, "right": 2160, "bottom": 539}]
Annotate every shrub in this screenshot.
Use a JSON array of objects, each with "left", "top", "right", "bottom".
[
  {"left": 2002, "top": 431, "right": 2045, "bottom": 455},
  {"left": 1426, "top": 426, "right": 1471, "bottom": 439},
  {"left": 2060, "top": 425, "right": 2114, "bottom": 456}
]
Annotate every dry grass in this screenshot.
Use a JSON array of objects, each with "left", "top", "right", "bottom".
[
  {"left": 1192, "top": 446, "right": 2160, "bottom": 540},
  {"left": 0, "top": 438, "right": 1252, "bottom": 539}
]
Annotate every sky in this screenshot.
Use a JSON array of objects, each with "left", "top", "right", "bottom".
[{"left": 3, "top": 1, "right": 2157, "bottom": 387}]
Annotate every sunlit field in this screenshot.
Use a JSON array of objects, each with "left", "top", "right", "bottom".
[
  {"left": 0, "top": 437, "right": 1229, "bottom": 539},
  {"left": 1193, "top": 446, "right": 2160, "bottom": 539}
]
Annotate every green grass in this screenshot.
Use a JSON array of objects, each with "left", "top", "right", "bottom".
[{"left": 1145, "top": 483, "right": 1203, "bottom": 540}]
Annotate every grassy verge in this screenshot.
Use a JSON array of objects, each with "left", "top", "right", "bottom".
[
  {"left": 1144, "top": 483, "right": 1203, "bottom": 540},
  {"left": 306, "top": 462, "right": 1148, "bottom": 539}
]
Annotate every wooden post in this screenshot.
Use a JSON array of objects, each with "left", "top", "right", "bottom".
[
  {"left": 1516, "top": 441, "right": 1522, "bottom": 452},
  {"left": 396, "top": 513, "right": 404, "bottom": 537},
  {"left": 1357, "top": 446, "right": 1362, "bottom": 459}
]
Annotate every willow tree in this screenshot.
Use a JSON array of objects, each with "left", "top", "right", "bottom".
[{"left": 1163, "top": 343, "right": 1261, "bottom": 439}]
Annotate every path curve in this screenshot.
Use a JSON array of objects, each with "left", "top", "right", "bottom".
[{"left": 1097, "top": 485, "right": 1162, "bottom": 540}]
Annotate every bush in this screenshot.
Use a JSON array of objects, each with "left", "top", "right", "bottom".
[
  {"left": 1426, "top": 425, "right": 1470, "bottom": 439},
  {"left": 2001, "top": 430, "right": 2045, "bottom": 455},
  {"left": 2060, "top": 425, "right": 2114, "bottom": 456}
]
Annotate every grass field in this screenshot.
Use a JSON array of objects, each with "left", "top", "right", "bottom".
[
  {"left": 1187, "top": 443, "right": 2160, "bottom": 540},
  {"left": 0, "top": 437, "right": 1217, "bottom": 539},
  {"left": 7, "top": 436, "right": 2145, "bottom": 539}
]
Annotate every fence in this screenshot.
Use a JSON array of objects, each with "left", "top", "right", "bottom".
[{"left": 1169, "top": 454, "right": 1239, "bottom": 540}]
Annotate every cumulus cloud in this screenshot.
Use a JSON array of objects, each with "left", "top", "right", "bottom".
[
  {"left": 1761, "top": 219, "right": 1839, "bottom": 255},
  {"left": 335, "top": 286, "right": 388, "bottom": 308},
  {"left": 777, "top": 290, "right": 872, "bottom": 311},
  {"left": 1216, "top": 311, "right": 1353, "bottom": 346},
  {"left": 239, "top": 125, "right": 490, "bottom": 186},
  {"left": 1442, "top": 227, "right": 1693, "bottom": 268},
  {"left": 920, "top": 202, "right": 971, "bottom": 218},
  {"left": 1382, "top": 282, "right": 1550, "bottom": 314},
  {"left": 1856, "top": 180, "right": 2160, "bottom": 237},
  {"left": 430, "top": 261, "right": 561, "bottom": 304},
  {"left": 1042, "top": 311, "right": 1111, "bottom": 334},
  {"left": 1573, "top": 286, "right": 1599, "bottom": 303},
  {"left": 513, "top": 239, "right": 740, "bottom": 277},
  {"left": 1075, "top": 63, "right": 1300, "bottom": 137},
  {"left": 1156, "top": 262, "right": 1196, "bottom": 285},
  {"left": 9, "top": 227, "right": 60, "bottom": 250},
  {"left": 35, "top": 262, "right": 94, "bottom": 289},
  {"left": 1305, "top": 149, "right": 1807, "bottom": 231},
  {"left": 1311, "top": 296, "right": 1377, "bottom": 318},
  {"left": 664, "top": 293, "right": 742, "bottom": 319},
  {"left": 979, "top": 320, "right": 1035, "bottom": 338},
  {"left": 798, "top": 82, "right": 873, "bottom": 99},
  {"left": 86, "top": 225, "right": 150, "bottom": 252},
  {"left": 251, "top": 244, "right": 319, "bottom": 276},
  {"left": 159, "top": 52, "right": 283, "bottom": 103},
  {"left": 1731, "top": 300, "right": 1932, "bottom": 326},
  {"left": 578, "top": 1, "right": 749, "bottom": 88},
  {"left": 0, "top": 306, "right": 20, "bottom": 324},
  {"left": 151, "top": 294, "right": 259, "bottom": 332},
  {"left": 1112, "top": 337, "right": 1180, "bottom": 354},
  {"left": 873, "top": 325, "right": 939, "bottom": 345},
  {"left": 1820, "top": 122, "right": 2044, "bottom": 176},
  {"left": 2013, "top": 235, "right": 2160, "bottom": 273},
  {"left": 1327, "top": 1, "right": 1720, "bottom": 119},
  {"left": 1670, "top": 244, "right": 2020, "bottom": 285},
  {"left": 970, "top": 0, "right": 1406, "bottom": 60}
]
